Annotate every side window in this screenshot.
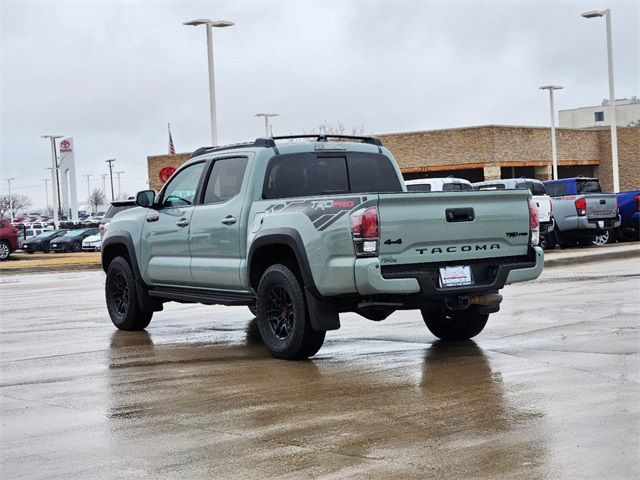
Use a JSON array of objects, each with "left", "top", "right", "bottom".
[
  {"left": 203, "top": 158, "right": 248, "bottom": 204},
  {"left": 316, "top": 157, "right": 348, "bottom": 194},
  {"left": 263, "top": 153, "right": 317, "bottom": 199},
  {"left": 161, "top": 162, "right": 205, "bottom": 208}
]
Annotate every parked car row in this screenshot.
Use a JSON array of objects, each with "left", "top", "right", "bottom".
[
  {"left": 0, "top": 200, "right": 137, "bottom": 261},
  {"left": 405, "top": 176, "right": 638, "bottom": 249}
]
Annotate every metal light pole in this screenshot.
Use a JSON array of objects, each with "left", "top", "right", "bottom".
[
  {"left": 582, "top": 9, "right": 619, "bottom": 192},
  {"left": 84, "top": 174, "right": 92, "bottom": 200},
  {"left": 254, "top": 113, "right": 279, "bottom": 137},
  {"left": 6, "top": 178, "right": 15, "bottom": 222},
  {"left": 42, "top": 178, "right": 50, "bottom": 215},
  {"left": 539, "top": 85, "right": 563, "bottom": 180},
  {"left": 41, "top": 135, "right": 63, "bottom": 229},
  {"left": 184, "top": 19, "right": 234, "bottom": 146},
  {"left": 115, "top": 171, "right": 124, "bottom": 198},
  {"left": 105, "top": 159, "right": 116, "bottom": 202}
]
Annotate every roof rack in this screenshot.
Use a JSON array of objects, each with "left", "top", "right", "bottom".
[
  {"left": 189, "top": 134, "right": 383, "bottom": 158},
  {"left": 189, "top": 141, "right": 260, "bottom": 158},
  {"left": 258, "top": 134, "right": 383, "bottom": 147}
]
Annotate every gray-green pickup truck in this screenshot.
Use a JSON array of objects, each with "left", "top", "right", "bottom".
[{"left": 102, "top": 135, "right": 544, "bottom": 359}]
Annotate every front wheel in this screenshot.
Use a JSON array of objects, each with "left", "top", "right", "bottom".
[
  {"left": 105, "top": 256, "right": 152, "bottom": 330},
  {"left": 421, "top": 306, "right": 488, "bottom": 341},
  {"left": 256, "top": 263, "right": 325, "bottom": 360}
]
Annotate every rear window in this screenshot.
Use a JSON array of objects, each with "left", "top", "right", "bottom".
[
  {"left": 527, "top": 182, "right": 547, "bottom": 196},
  {"left": 104, "top": 203, "right": 135, "bottom": 220},
  {"left": 263, "top": 152, "right": 401, "bottom": 199},
  {"left": 577, "top": 180, "right": 602, "bottom": 194},
  {"left": 476, "top": 184, "right": 505, "bottom": 190},
  {"left": 442, "top": 182, "right": 473, "bottom": 191},
  {"left": 406, "top": 184, "right": 432, "bottom": 192},
  {"left": 545, "top": 182, "right": 567, "bottom": 197}
]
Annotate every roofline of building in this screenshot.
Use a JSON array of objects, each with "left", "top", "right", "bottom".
[
  {"left": 559, "top": 98, "right": 638, "bottom": 113},
  {"left": 376, "top": 124, "right": 608, "bottom": 136}
]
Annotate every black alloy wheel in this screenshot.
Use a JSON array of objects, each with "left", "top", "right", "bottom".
[
  {"left": 256, "top": 263, "right": 325, "bottom": 360},
  {"left": 73, "top": 241, "right": 82, "bottom": 252},
  {"left": 105, "top": 256, "right": 152, "bottom": 330},
  {"left": 266, "top": 286, "right": 294, "bottom": 340}
]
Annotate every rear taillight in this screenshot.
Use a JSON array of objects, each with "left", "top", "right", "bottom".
[
  {"left": 351, "top": 206, "right": 379, "bottom": 256},
  {"left": 635, "top": 194, "right": 640, "bottom": 213},
  {"left": 575, "top": 197, "right": 587, "bottom": 216},
  {"left": 529, "top": 200, "right": 540, "bottom": 246}
]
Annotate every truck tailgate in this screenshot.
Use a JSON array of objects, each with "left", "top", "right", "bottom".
[
  {"left": 585, "top": 194, "right": 618, "bottom": 219},
  {"left": 377, "top": 190, "right": 531, "bottom": 264}
]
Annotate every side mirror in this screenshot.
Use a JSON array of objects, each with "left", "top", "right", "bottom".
[{"left": 136, "top": 190, "right": 156, "bottom": 208}]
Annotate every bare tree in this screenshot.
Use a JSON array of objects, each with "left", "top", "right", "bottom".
[
  {"left": 305, "top": 121, "right": 366, "bottom": 137},
  {"left": 115, "top": 192, "right": 130, "bottom": 201},
  {"left": 0, "top": 194, "right": 32, "bottom": 219},
  {"left": 88, "top": 188, "right": 106, "bottom": 213}
]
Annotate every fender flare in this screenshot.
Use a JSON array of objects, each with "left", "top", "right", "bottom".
[{"left": 248, "top": 228, "right": 340, "bottom": 331}]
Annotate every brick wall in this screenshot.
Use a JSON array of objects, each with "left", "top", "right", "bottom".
[
  {"left": 146, "top": 126, "right": 639, "bottom": 191},
  {"left": 595, "top": 127, "right": 640, "bottom": 192},
  {"left": 147, "top": 153, "right": 190, "bottom": 192}
]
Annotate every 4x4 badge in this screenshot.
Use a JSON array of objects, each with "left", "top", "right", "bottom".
[{"left": 384, "top": 238, "right": 402, "bottom": 245}]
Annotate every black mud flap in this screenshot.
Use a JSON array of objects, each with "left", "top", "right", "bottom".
[{"left": 305, "top": 288, "right": 340, "bottom": 331}]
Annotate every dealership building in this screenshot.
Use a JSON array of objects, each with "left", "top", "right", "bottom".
[{"left": 148, "top": 124, "right": 639, "bottom": 193}]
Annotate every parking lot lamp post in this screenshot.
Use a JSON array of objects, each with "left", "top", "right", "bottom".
[
  {"left": 41, "top": 135, "right": 63, "bottom": 230},
  {"left": 254, "top": 113, "right": 279, "bottom": 137},
  {"left": 115, "top": 171, "right": 124, "bottom": 198},
  {"left": 582, "top": 9, "right": 619, "bottom": 192},
  {"left": 183, "top": 19, "right": 234, "bottom": 146},
  {"left": 6, "top": 178, "right": 15, "bottom": 222},
  {"left": 42, "top": 178, "right": 50, "bottom": 216},
  {"left": 539, "top": 85, "right": 563, "bottom": 180},
  {"left": 105, "top": 159, "right": 116, "bottom": 202}
]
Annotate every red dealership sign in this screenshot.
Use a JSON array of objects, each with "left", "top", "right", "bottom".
[{"left": 159, "top": 166, "right": 176, "bottom": 183}]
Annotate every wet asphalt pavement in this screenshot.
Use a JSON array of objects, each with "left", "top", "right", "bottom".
[{"left": 1, "top": 258, "right": 639, "bottom": 479}]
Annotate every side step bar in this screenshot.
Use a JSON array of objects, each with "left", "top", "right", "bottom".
[{"left": 148, "top": 287, "right": 255, "bottom": 306}]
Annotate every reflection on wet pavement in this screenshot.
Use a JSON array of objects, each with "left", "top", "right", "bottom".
[{"left": 1, "top": 259, "right": 639, "bottom": 479}]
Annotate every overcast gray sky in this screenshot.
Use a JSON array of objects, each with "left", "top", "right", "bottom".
[{"left": 1, "top": 0, "right": 638, "bottom": 210}]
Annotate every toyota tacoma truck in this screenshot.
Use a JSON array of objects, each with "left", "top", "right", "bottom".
[
  {"left": 102, "top": 135, "right": 544, "bottom": 359},
  {"left": 543, "top": 177, "right": 620, "bottom": 247}
]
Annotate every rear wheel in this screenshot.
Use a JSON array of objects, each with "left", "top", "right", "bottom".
[
  {"left": 420, "top": 306, "right": 488, "bottom": 341},
  {"left": 256, "top": 263, "right": 325, "bottom": 360},
  {"left": 105, "top": 256, "right": 152, "bottom": 330},
  {"left": 540, "top": 232, "right": 556, "bottom": 250},
  {"left": 248, "top": 303, "right": 258, "bottom": 317},
  {"left": 72, "top": 241, "right": 82, "bottom": 252},
  {"left": 592, "top": 229, "right": 615, "bottom": 247},
  {"left": 0, "top": 241, "right": 10, "bottom": 261}
]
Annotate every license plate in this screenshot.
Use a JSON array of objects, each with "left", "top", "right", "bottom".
[
  {"left": 51, "top": 244, "right": 57, "bottom": 248},
  {"left": 439, "top": 266, "right": 473, "bottom": 287}
]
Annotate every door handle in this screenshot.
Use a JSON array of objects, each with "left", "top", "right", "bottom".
[
  {"left": 221, "top": 215, "right": 237, "bottom": 225},
  {"left": 176, "top": 218, "right": 190, "bottom": 227}
]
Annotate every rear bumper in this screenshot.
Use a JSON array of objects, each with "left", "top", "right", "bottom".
[
  {"left": 579, "top": 215, "right": 621, "bottom": 231},
  {"left": 355, "top": 247, "right": 544, "bottom": 296},
  {"left": 540, "top": 219, "right": 555, "bottom": 234}
]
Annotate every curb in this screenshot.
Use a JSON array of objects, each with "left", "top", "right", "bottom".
[
  {"left": 0, "top": 264, "right": 101, "bottom": 275},
  {"left": 544, "top": 247, "right": 639, "bottom": 268}
]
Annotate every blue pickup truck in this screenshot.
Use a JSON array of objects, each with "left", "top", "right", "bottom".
[{"left": 616, "top": 190, "right": 640, "bottom": 241}]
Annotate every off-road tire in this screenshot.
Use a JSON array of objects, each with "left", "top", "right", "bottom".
[
  {"left": 421, "top": 306, "right": 489, "bottom": 341},
  {"left": 0, "top": 240, "right": 10, "bottom": 261},
  {"left": 256, "top": 263, "right": 325, "bottom": 360},
  {"left": 105, "top": 256, "right": 152, "bottom": 330},
  {"left": 248, "top": 304, "right": 258, "bottom": 317}
]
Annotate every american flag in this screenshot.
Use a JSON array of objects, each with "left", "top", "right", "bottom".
[{"left": 168, "top": 123, "right": 176, "bottom": 155}]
